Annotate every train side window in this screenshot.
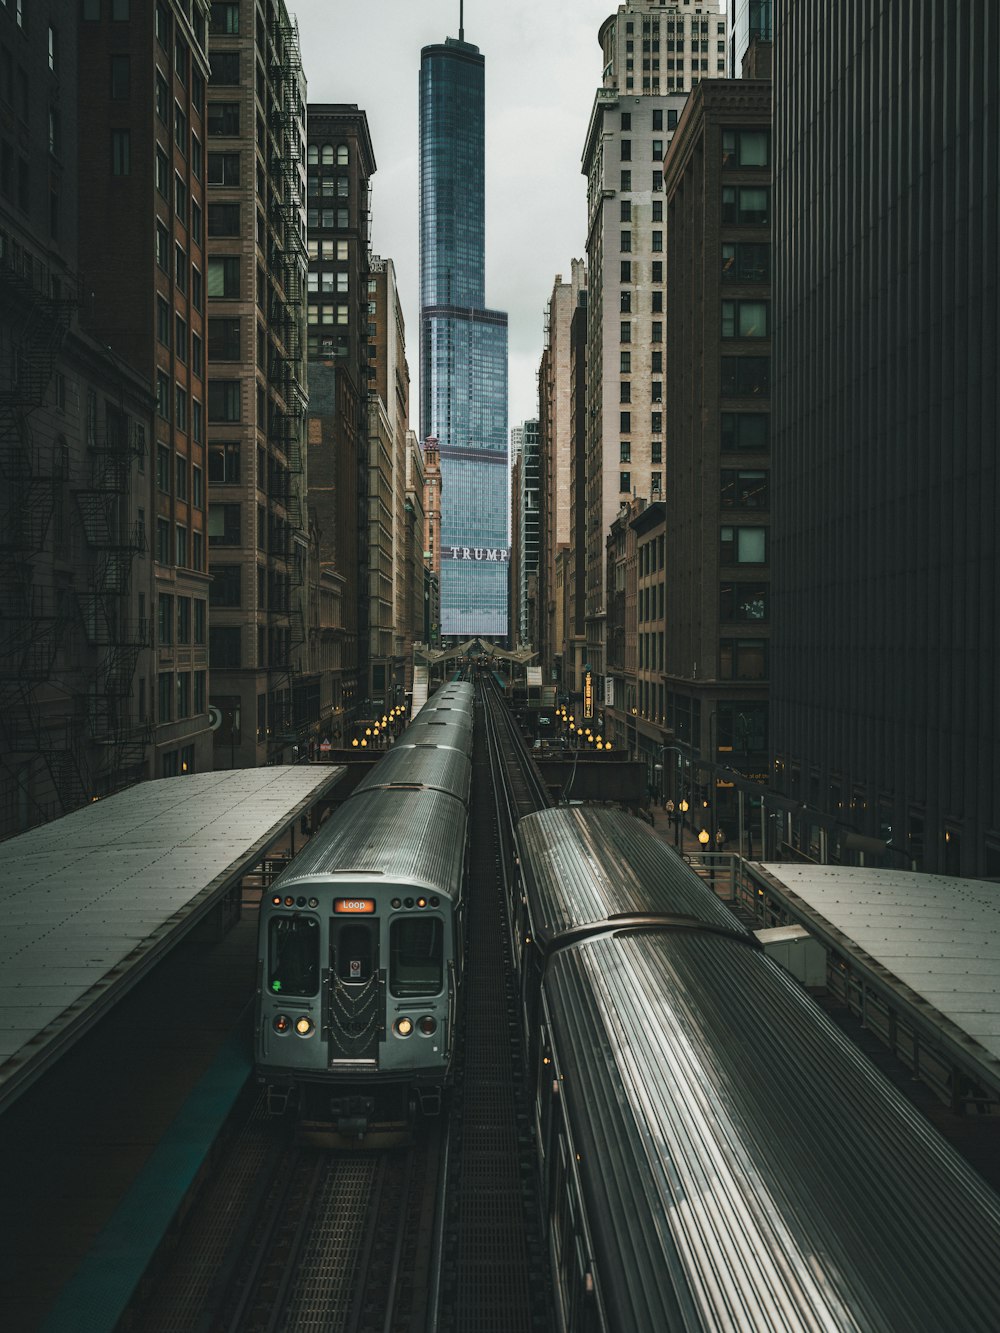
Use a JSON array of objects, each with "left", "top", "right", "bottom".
[
  {"left": 267, "top": 915, "right": 319, "bottom": 996},
  {"left": 389, "top": 917, "right": 443, "bottom": 996}
]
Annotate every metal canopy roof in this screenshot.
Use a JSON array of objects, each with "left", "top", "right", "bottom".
[
  {"left": 754, "top": 861, "right": 1000, "bottom": 1093},
  {"left": 0, "top": 767, "right": 345, "bottom": 1112}
]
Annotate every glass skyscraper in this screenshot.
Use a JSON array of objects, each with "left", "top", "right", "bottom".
[{"left": 419, "top": 33, "right": 509, "bottom": 640}]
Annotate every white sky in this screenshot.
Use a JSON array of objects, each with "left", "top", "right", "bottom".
[{"left": 292, "top": 0, "right": 620, "bottom": 433}]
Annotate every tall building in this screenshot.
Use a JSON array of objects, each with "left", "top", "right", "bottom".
[
  {"left": 771, "top": 1, "right": 999, "bottom": 876},
  {"left": 78, "top": 0, "right": 214, "bottom": 783},
  {"left": 664, "top": 74, "right": 772, "bottom": 840},
  {"left": 1, "top": 0, "right": 160, "bottom": 834},
  {"left": 369, "top": 256, "right": 410, "bottom": 708},
  {"left": 582, "top": 0, "right": 726, "bottom": 723},
  {"left": 727, "top": 0, "right": 772, "bottom": 78},
  {"left": 305, "top": 105, "right": 375, "bottom": 738},
  {"left": 204, "top": 1, "right": 309, "bottom": 767},
  {"left": 538, "top": 261, "right": 587, "bottom": 686},
  {"left": 419, "top": 27, "right": 509, "bottom": 640}
]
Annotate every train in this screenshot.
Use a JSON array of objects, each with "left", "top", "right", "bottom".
[
  {"left": 254, "top": 681, "right": 474, "bottom": 1135},
  {"left": 514, "top": 805, "right": 1000, "bottom": 1332}
]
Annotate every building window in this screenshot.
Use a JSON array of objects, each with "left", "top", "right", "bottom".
[
  {"left": 156, "top": 517, "right": 171, "bottom": 563},
  {"left": 207, "top": 151, "right": 240, "bottom": 185},
  {"left": 156, "top": 373, "right": 171, "bottom": 421},
  {"left": 175, "top": 523, "right": 187, "bottom": 567},
  {"left": 209, "top": 625, "right": 241, "bottom": 668},
  {"left": 210, "top": 51, "right": 240, "bottom": 84},
  {"left": 175, "top": 385, "right": 187, "bottom": 430},
  {"left": 720, "top": 582, "right": 769, "bottom": 622},
  {"left": 110, "top": 54, "right": 130, "bottom": 99},
  {"left": 722, "top": 128, "right": 770, "bottom": 168},
  {"left": 209, "top": 565, "right": 241, "bottom": 607},
  {"left": 620, "top": 471, "right": 631, "bottom": 493},
  {"left": 156, "top": 296, "right": 171, "bottom": 347},
  {"left": 207, "top": 102, "right": 240, "bottom": 136},
  {"left": 111, "top": 129, "right": 131, "bottom": 175},
  {"left": 722, "top": 185, "right": 769, "bottom": 225},
  {"left": 194, "top": 670, "right": 207, "bottom": 714},
  {"left": 208, "top": 380, "right": 240, "bottom": 422},
  {"left": 720, "top": 525, "right": 767, "bottom": 564},
  {"left": 620, "top": 230, "right": 631, "bottom": 253},
  {"left": 208, "top": 502, "right": 241, "bottom": 545},
  {"left": 721, "top": 357, "right": 770, "bottom": 397},
  {"left": 620, "top": 381, "right": 631, "bottom": 403},
  {"left": 620, "top": 321, "right": 631, "bottom": 343},
  {"left": 194, "top": 599, "right": 206, "bottom": 644},
  {"left": 208, "top": 316, "right": 240, "bottom": 360},
  {"left": 210, "top": 2, "right": 240, "bottom": 34},
  {"left": 208, "top": 440, "right": 240, "bottom": 482},
  {"left": 207, "top": 202, "right": 240, "bottom": 235},
  {"left": 721, "top": 411, "right": 769, "bottom": 451},
  {"left": 208, "top": 255, "right": 240, "bottom": 297},
  {"left": 620, "top": 260, "right": 631, "bottom": 282},
  {"left": 651, "top": 472, "right": 661, "bottom": 493},
  {"left": 722, "top": 242, "right": 770, "bottom": 283},
  {"left": 620, "top": 169, "right": 631, "bottom": 191},
  {"left": 721, "top": 469, "right": 769, "bottom": 509},
  {"left": 621, "top": 139, "right": 631, "bottom": 161},
  {"left": 722, "top": 300, "right": 769, "bottom": 337},
  {"left": 620, "top": 412, "right": 631, "bottom": 433},
  {"left": 652, "top": 230, "right": 662, "bottom": 251},
  {"left": 620, "top": 351, "right": 631, "bottom": 373},
  {"left": 158, "top": 672, "right": 173, "bottom": 723},
  {"left": 719, "top": 638, "right": 768, "bottom": 681},
  {"left": 158, "top": 593, "right": 174, "bottom": 645}
]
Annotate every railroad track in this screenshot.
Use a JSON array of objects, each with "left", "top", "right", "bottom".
[{"left": 128, "top": 1094, "right": 442, "bottom": 1333}]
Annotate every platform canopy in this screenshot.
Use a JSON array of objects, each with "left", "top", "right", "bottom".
[
  {"left": 0, "top": 767, "right": 344, "bottom": 1112},
  {"left": 414, "top": 637, "right": 537, "bottom": 667}
]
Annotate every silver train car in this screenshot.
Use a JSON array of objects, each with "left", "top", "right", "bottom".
[
  {"left": 255, "top": 683, "right": 473, "bottom": 1132},
  {"left": 515, "top": 806, "right": 1000, "bottom": 1333}
]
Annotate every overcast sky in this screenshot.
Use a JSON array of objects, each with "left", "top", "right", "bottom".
[{"left": 292, "top": 0, "right": 619, "bottom": 433}]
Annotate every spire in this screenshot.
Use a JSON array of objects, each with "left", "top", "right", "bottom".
[{"left": 459, "top": 0, "right": 464, "bottom": 42}]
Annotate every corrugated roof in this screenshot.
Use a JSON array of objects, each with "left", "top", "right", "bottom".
[
  {"left": 272, "top": 785, "right": 466, "bottom": 900},
  {"left": 517, "top": 806, "right": 745, "bottom": 945},
  {"left": 0, "top": 768, "right": 344, "bottom": 1110},
  {"left": 547, "top": 932, "right": 1000, "bottom": 1330}
]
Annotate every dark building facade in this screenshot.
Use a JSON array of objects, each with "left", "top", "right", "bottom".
[
  {"left": 664, "top": 77, "right": 772, "bottom": 845},
  {"left": 771, "top": 1, "right": 999, "bottom": 875},
  {"left": 419, "top": 32, "right": 509, "bottom": 640},
  {"left": 78, "top": 0, "right": 214, "bottom": 782},
  {"left": 306, "top": 104, "right": 375, "bottom": 738}
]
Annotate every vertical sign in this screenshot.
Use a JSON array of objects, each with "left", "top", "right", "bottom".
[{"left": 583, "top": 670, "right": 594, "bottom": 719}]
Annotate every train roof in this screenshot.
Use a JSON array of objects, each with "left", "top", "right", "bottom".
[
  {"left": 271, "top": 785, "right": 466, "bottom": 899},
  {"left": 545, "top": 930, "right": 1000, "bottom": 1330},
  {"left": 352, "top": 741, "right": 472, "bottom": 804},
  {"left": 516, "top": 806, "right": 746, "bottom": 946},
  {"left": 0, "top": 767, "right": 345, "bottom": 1114}
]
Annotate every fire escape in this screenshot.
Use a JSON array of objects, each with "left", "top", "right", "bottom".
[
  {"left": 0, "top": 256, "right": 80, "bottom": 826},
  {"left": 0, "top": 248, "right": 150, "bottom": 835},
  {"left": 267, "top": 10, "right": 308, "bottom": 754},
  {"left": 72, "top": 407, "right": 151, "bottom": 792}
]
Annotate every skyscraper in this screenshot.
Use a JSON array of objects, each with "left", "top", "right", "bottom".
[{"left": 419, "top": 26, "right": 509, "bottom": 640}]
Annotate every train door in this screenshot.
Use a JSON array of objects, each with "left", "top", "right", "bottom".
[{"left": 328, "top": 917, "right": 382, "bottom": 1063}]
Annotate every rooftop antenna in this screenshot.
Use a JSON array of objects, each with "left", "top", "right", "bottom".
[{"left": 459, "top": 0, "right": 464, "bottom": 41}]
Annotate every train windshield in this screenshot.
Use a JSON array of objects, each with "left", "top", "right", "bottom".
[
  {"left": 267, "top": 915, "right": 319, "bottom": 997},
  {"left": 389, "top": 917, "right": 443, "bottom": 997}
]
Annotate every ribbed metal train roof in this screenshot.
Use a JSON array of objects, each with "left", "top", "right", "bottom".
[
  {"left": 755, "top": 862, "right": 1000, "bottom": 1087},
  {"left": 273, "top": 786, "right": 466, "bottom": 900},
  {"left": 352, "top": 742, "right": 472, "bottom": 803},
  {"left": 0, "top": 767, "right": 345, "bottom": 1111},
  {"left": 546, "top": 932, "right": 1000, "bottom": 1331},
  {"left": 517, "top": 806, "right": 745, "bottom": 944}
]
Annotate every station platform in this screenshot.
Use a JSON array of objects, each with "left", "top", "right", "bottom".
[{"left": 0, "top": 767, "right": 346, "bottom": 1331}]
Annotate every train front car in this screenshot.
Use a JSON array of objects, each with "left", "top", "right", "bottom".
[{"left": 255, "top": 685, "right": 473, "bottom": 1138}]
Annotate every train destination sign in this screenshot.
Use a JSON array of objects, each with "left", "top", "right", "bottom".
[{"left": 334, "top": 899, "right": 376, "bottom": 914}]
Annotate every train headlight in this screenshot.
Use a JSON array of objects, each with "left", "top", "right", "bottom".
[
  {"left": 273, "top": 1014, "right": 291, "bottom": 1034},
  {"left": 294, "top": 1016, "right": 314, "bottom": 1037},
  {"left": 394, "top": 1016, "right": 414, "bottom": 1038},
  {"left": 418, "top": 1016, "right": 437, "bottom": 1036}
]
